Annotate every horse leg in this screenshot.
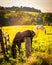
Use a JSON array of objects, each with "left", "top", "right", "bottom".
[
  {"left": 17, "top": 42, "right": 21, "bottom": 55},
  {"left": 41, "top": 27, "right": 46, "bottom": 34},
  {"left": 43, "top": 28, "right": 46, "bottom": 34},
  {"left": 12, "top": 43, "right": 17, "bottom": 58},
  {"left": 31, "top": 38, "right": 32, "bottom": 51}
]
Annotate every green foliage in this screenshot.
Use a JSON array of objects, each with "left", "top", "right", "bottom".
[
  {"left": 0, "top": 6, "right": 52, "bottom": 26},
  {"left": 45, "top": 13, "right": 52, "bottom": 25},
  {"left": 0, "top": 6, "right": 7, "bottom": 26},
  {"left": 42, "top": 13, "right": 52, "bottom": 25}
]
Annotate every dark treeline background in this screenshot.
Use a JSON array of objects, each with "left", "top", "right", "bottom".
[
  {"left": 0, "top": 6, "right": 52, "bottom": 26},
  {"left": 5, "top": 6, "right": 41, "bottom": 12}
]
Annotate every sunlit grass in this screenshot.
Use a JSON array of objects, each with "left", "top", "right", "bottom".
[{"left": 0, "top": 25, "right": 52, "bottom": 65}]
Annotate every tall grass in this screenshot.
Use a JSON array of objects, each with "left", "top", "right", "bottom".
[{"left": 0, "top": 25, "right": 52, "bottom": 65}]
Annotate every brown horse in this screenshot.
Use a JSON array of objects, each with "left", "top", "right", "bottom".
[{"left": 11, "top": 30, "right": 36, "bottom": 58}]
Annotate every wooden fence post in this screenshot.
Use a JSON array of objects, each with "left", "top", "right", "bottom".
[{"left": 24, "top": 37, "right": 31, "bottom": 58}]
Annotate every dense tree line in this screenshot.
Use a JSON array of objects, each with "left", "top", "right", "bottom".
[{"left": 5, "top": 6, "right": 41, "bottom": 12}]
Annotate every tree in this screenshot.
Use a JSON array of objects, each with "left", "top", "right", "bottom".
[
  {"left": 0, "top": 6, "right": 7, "bottom": 26},
  {"left": 44, "top": 13, "right": 52, "bottom": 25},
  {"left": 36, "top": 13, "right": 43, "bottom": 25}
]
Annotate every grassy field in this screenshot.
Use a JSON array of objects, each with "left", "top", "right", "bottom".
[{"left": 0, "top": 25, "right": 52, "bottom": 65}]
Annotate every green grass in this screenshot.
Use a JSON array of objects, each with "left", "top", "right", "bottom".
[{"left": 0, "top": 25, "right": 52, "bottom": 65}]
